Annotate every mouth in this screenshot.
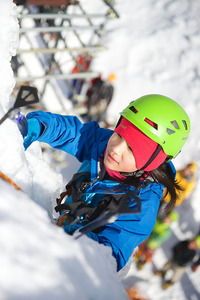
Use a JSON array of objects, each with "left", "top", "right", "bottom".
[{"left": 107, "top": 153, "right": 118, "bottom": 164}]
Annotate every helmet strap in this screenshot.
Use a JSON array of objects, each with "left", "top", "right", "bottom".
[
  {"left": 115, "top": 116, "right": 123, "bottom": 128},
  {"left": 120, "top": 169, "right": 144, "bottom": 177},
  {"left": 141, "top": 145, "right": 163, "bottom": 171}
]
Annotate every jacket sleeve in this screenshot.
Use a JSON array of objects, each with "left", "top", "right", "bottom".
[{"left": 26, "top": 111, "right": 111, "bottom": 162}]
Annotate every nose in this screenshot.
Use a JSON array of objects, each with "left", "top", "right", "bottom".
[{"left": 112, "top": 137, "right": 126, "bottom": 155}]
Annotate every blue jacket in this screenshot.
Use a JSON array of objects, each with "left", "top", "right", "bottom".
[{"left": 27, "top": 111, "right": 173, "bottom": 271}]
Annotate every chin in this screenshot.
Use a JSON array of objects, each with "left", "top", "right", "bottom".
[{"left": 104, "top": 159, "right": 116, "bottom": 171}]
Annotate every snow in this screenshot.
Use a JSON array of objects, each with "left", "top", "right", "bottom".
[
  {"left": 0, "top": 1, "right": 127, "bottom": 300},
  {"left": 0, "top": 0, "right": 200, "bottom": 299}
]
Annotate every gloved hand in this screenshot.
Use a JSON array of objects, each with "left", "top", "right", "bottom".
[
  {"left": 191, "top": 264, "right": 198, "bottom": 272},
  {"left": 11, "top": 111, "right": 28, "bottom": 138},
  {"left": 23, "top": 118, "right": 41, "bottom": 150},
  {"left": 63, "top": 224, "right": 83, "bottom": 235}
]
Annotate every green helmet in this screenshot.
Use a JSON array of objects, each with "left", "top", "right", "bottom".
[{"left": 120, "top": 94, "right": 191, "bottom": 159}]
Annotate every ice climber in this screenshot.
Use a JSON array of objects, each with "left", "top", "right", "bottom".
[{"left": 23, "top": 94, "right": 190, "bottom": 272}]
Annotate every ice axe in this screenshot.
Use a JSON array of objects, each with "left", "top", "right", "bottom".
[{"left": 0, "top": 85, "right": 39, "bottom": 126}]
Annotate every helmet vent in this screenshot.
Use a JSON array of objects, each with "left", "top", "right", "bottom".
[
  {"left": 182, "top": 120, "right": 188, "bottom": 130},
  {"left": 145, "top": 118, "right": 158, "bottom": 129},
  {"left": 171, "top": 120, "right": 179, "bottom": 129},
  {"left": 129, "top": 106, "right": 138, "bottom": 114},
  {"left": 167, "top": 128, "right": 175, "bottom": 135}
]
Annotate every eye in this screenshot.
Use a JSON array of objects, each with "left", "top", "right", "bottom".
[
  {"left": 116, "top": 133, "right": 122, "bottom": 138},
  {"left": 128, "top": 145, "right": 133, "bottom": 153}
]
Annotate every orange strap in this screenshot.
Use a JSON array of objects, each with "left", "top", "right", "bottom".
[
  {"left": 0, "top": 171, "right": 21, "bottom": 191},
  {"left": 56, "top": 214, "right": 73, "bottom": 227}
]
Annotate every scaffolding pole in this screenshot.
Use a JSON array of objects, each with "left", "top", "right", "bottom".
[
  {"left": 19, "top": 13, "right": 111, "bottom": 20},
  {"left": 19, "top": 24, "right": 104, "bottom": 33},
  {"left": 16, "top": 45, "right": 105, "bottom": 55},
  {"left": 15, "top": 71, "right": 100, "bottom": 83}
]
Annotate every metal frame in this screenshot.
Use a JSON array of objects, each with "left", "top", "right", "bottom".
[{"left": 13, "top": 1, "right": 119, "bottom": 117}]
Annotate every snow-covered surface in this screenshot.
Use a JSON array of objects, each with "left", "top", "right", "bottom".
[
  {"left": 0, "top": 0, "right": 200, "bottom": 299},
  {"left": 0, "top": 1, "right": 127, "bottom": 300}
]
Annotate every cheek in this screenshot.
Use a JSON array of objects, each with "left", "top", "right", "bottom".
[
  {"left": 122, "top": 154, "right": 137, "bottom": 172},
  {"left": 105, "top": 137, "right": 112, "bottom": 152}
]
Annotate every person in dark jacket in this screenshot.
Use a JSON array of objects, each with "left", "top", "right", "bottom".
[
  {"left": 155, "top": 236, "right": 200, "bottom": 289},
  {"left": 23, "top": 94, "right": 190, "bottom": 272}
]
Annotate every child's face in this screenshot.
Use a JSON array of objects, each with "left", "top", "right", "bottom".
[{"left": 104, "top": 132, "right": 137, "bottom": 173}]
